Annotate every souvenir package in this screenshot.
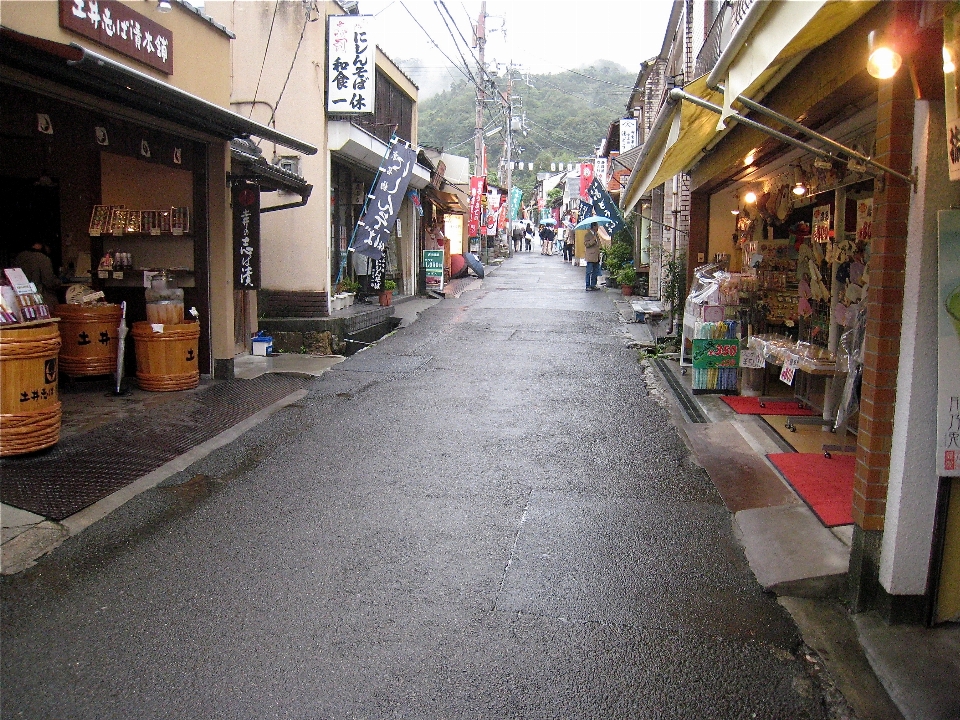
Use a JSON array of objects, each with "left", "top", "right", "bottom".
[
  {"left": 0, "top": 285, "right": 22, "bottom": 324},
  {"left": 109, "top": 207, "right": 128, "bottom": 235},
  {"left": 88, "top": 205, "right": 112, "bottom": 236},
  {"left": 125, "top": 210, "right": 142, "bottom": 234},
  {"left": 170, "top": 206, "right": 190, "bottom": 234}
]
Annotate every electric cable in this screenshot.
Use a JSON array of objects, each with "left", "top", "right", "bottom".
[
  {"left": 268, "top": 11, "right": 309, "bottom": 128},
  {"left": 249, "top": 0, "right": 281, "bottom": 119}
]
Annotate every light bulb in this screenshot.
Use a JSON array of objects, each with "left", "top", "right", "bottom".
[
  {"left": 867, "top": 31, "right": 901, "bottom": 79},
  {"left": 793, "top": 183, "right": 807, "bottom": 196},
  {"left": 944, "top": 46, "right": 956, "bottom": 74},
  {"left": 744, "top": 191, "right": 757, "bottom": 204}
]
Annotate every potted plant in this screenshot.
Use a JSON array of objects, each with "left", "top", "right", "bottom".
[
  {"left": 379, "top": 279, "right": 397, "bottom": 306},
  {"left": 616, "top": 266, "right": 637, "bottom": 296}
]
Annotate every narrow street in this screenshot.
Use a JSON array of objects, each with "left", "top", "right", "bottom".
[{"left": 2, "top": 254, "right": 842, "bottom": 719}]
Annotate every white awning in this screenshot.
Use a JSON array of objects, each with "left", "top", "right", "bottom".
[{"left": 328, "top": 121, "right": 431, "bottom": 188}]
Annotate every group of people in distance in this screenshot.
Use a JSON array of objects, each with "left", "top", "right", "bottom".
[
  {"left": 510, "top": 222, "right": 575, "bottom": 261},
  {"left": 509, "top": 219, "right": 602, "bottom": 291}
]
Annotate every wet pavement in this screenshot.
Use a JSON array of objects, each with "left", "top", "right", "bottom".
[{"left": 2, "top": 254, "right": 867, "bottom": 718}]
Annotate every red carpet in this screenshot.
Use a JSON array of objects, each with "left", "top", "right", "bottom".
[
  {"left": 767, "top": 453, "right": 856, "bottom": 527},
  {"left": 721, "top": 395, "right": 817, "bottom": 416}
]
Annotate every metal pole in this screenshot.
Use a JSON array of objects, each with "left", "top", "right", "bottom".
[
  {"left": 669, "top": 88, "right": 915, "bottom": 186},
  {"left": 723, "top": 86, "right": 916, "bottom": 186}
]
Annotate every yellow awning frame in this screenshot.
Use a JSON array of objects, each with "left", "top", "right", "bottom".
[{"left": 621, "top": 0, "right": 880, "bottom": 213}]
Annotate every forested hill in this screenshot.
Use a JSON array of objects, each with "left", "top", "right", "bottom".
[{"left": 417, "top": 61, "right": 637, "bottom": 177}]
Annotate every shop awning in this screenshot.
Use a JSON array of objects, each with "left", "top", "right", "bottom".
[
  {"left": 423, "top": 187, "right": 466, "bottom": 214},
  {"left": 328, "top": 120, "right": 432, "bottom": 189},
  {"left": 708, "top": 0, "right": 877, "bottom": 129},
  {"left": 230, "top": 139, "right": 313, "bottom": 212},
  {"left": 0, "top": 27, "right": 317, "bottom": 155},
  {"left": 621, "top": 0, "right": 877, "bottom": 212},
  {"left": 621, "top": 76, "right": 722, "bottom": 211}
]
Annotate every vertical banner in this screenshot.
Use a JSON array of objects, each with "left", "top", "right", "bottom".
[
  {"left": 486, "top": 189, "right": 501, "bottom": 236},
  {"left": 584, "top": 177, "right": 625, "bottom": 234},
  {"left": 578, "top": 198, "right": 593, "bottom": 223},
  {"left": 327, "top": 15, "right": 374, "bottom": 113},
  {"left": 468, "top": 176, "right": 485, "bottom": 236},
  {"left": 579, "top": 163, "right": 594, "bottom": 199},
  {"left": 620, "top": 117, "right": 638, "bottom": 152},
  {"left": 233, "top": 181, "right": 260, "bottom": 290},
  {"left": 508, "top": 186, "right": 523, "bottom": 221},
  {"left": 938, "top": 210, "right": 960, "bottom": 476},
  {"left": 353, "top": 142, "right": 417, "bottom": 259},
  {"left": 369, "top": 251, "right": 387, "bottom": 292},
  {"left": 945, "top": 6, "right": 960, "bottom": 180}
]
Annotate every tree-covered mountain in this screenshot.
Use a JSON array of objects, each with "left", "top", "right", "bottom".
[{"left": 417, "top": 61, "right": 637, "bottom": 189}]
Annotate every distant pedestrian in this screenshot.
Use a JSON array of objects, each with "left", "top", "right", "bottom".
[
  {"left": 562, "top": 226, "right": 575, "bottom": 262},
  {"left": 524, "top": 223, "right": 533, "bottom": 251},
  {"left": 540, "top": 224, "right": 555, "bottom": 255},
  {"left": 512, "top": 225, "right": 523, "bottom": 252},
  {"left": 583, "top": 222, "right": 601, "bottom": 291}
]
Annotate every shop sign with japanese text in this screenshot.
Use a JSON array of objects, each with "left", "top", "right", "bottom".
[
  {"left": 233, "top": 181, "right": 261, "bottom": 290},
  {"left": 327, "top": 15, "right": 374, "bottom": 113},
  {"left": 692, "top": 339, "right": 740, "bottom": 370},
  {"left": 620, "top": 118, "right": 638, "bottom": 153},
  {"left": 60, "top": 0, "right": 173, "bottom": 75},
  {"left": 938, "top": 210, "right": 960, "bottom": 476}
]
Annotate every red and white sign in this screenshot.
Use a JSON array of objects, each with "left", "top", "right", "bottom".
[
  {"left": 468, "top": 176, "right": 485, "bottom": 237},
  {"left": 580, "top": 163, "right": 594, "bottom": 199},
  {"left": 812, "top": 204, "right": 831, "bottom": 243},
  {"left": 59, "top": 0, "right": 173, "bottom": 75}
]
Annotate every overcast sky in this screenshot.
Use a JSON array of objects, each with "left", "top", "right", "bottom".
[{"left": 359, "top": 1, "right": 673, "bottom": 80}]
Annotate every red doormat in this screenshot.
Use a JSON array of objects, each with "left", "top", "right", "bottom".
[
  {"left": 721, "top": 395, "right": 817, "bottom": 416},
  {"left": 767, "top": 453, "right": 856, "bottom": 527}
]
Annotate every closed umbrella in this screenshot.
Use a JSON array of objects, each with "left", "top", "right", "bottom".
[{"left": 463, "top": 252, "right": 484, "bottom": 278}]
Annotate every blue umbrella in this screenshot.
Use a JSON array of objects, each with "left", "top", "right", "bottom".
[
  {"left": 575, "top": 215, "right": 614, "bottom": 230},
  {"left": 464, "top": 252, "right": 485, "bottom": 278},
  {"left": 541, "top": 217, "right": 557, "bottom": 225}
]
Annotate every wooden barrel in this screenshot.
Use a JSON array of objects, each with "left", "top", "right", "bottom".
[
  {"left": 132, "top": 321, "right": 200, "bottom": 392},
  {"left": 55, "top": 303, "right": 122, "bottom": 377},
  {"left": 0, "top": 322, "right": 62, "bottom": 456}
]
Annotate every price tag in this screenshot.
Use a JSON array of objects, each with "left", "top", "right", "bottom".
[
  {"left": 113, "top": 271, "right": 123, "bottom": 280},
  {"left": 739, "top": 349, "right": 765, "bottom": 369},
  {"left": 98, "top": 270, "right": 109, "bottom": 279},
  {"left": 779, "top": 355, "right": 800, "bottom": 385}
]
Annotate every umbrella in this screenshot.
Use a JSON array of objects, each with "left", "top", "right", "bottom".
[
  {"left": 541, "top": 217, "right": 557, "bottom": 225},
  {"left": 112, "top": 301, "right": 129, "bottom": 396},
  {"left": 464, "top": 252, "right": 484, "bottom": 278},
  {"left": 575, "top": 215, "right": 614, "bottom": 230}
]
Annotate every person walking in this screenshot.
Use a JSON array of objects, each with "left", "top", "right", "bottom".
[
  {"left": 562, "top": 225, "right": 575, "bottom": 263},
  {"left": 512, "top": 224, "right": 523, "bottom": 252},
  {"left": 583, "top": 222, "right": 601, "bottom": 291},
  {"left": 540, "top": 224, "right": 554, "bottom": 255},
  {"left": 524, "top": 223, "right": 533, "bottom": 252}
]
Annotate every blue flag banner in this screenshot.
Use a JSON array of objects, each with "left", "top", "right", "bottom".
[
  {"left": 585, "top": 177, "right": 626, "bottom": 235},
  {"left": 508, "top": 186, "right": 523, "bottom": 221},
  {"left": 353, "top": 142, "right": 418, "bottom": 259},
  {"left": 578, "top": 199, "right": 593, "bottom": 223}
]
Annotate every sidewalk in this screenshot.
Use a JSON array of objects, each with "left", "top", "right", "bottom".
[{"left": 615, "top": 289, "right": 959, "bottom": 720}]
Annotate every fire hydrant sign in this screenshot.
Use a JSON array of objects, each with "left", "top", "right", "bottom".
[{"left": 691, "top": 339, "right": 740, "bottom": 370}]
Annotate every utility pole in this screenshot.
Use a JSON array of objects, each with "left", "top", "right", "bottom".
[
  {"left": 473, "top": 2, "right": 486, "bottom": 181},
  {"left": 473, "top": 1, "right": 486, "bottom": 260},
  {"left": 503, "top": 70, "right": 513, "bottom": 256}
]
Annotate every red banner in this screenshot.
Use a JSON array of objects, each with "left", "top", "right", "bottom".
[
  {"left": 468, "top": 176, "right": 485, "bottom": 236},
  {"left": 579, "top": 163, "right": 594, "bottom": 199}
]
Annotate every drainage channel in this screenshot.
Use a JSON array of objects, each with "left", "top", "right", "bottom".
[{"left": 653, "top": 358, "right": 709, "bottom": 424}]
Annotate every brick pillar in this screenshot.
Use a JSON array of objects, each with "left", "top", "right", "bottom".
[{"left": 848, "top": 68, "right": 914, "bottom": 611}]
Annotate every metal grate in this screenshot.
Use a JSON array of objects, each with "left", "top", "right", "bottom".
[{"left": 0, "top": 374, "right": 309, "bottom": 520}]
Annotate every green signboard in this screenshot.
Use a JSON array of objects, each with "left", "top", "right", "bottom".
[
  {"left": 423, "top": 249, "right": 444, "bottom": 291},
  {"left": 692, "top": 339, "right": 741, "bottom": 370}
]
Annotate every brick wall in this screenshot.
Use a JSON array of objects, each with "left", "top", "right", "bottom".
[{"left": 852, "top": 69, "right": 914, "bottom": 531}]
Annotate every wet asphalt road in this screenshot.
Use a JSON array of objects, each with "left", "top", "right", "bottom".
[{"left": 2, "top": 253, "right": 838, "bottom": 719}]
